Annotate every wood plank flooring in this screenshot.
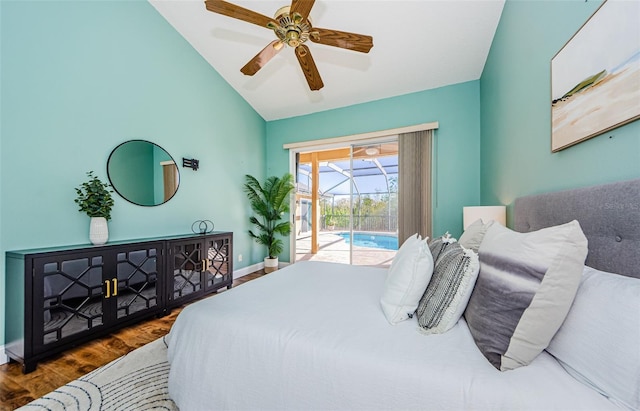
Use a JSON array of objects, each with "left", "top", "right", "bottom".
[{"left": 0, "top": 270, "right": 264, "bottom": 411}]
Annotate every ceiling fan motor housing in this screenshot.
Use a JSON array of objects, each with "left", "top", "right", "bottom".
[{"left": 273, "top": 6, "right": 312, "bottom": 48}]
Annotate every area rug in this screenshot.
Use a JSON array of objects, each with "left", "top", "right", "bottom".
[{"left": 18, "top": 336, "right": 177, "bottom": 411}]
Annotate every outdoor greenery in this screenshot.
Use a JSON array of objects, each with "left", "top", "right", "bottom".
[
  {"left": 74, "top": 171, "right": 115, "bottom": 220},
  {"left": 244, "top": 173, "right": 295, "bottom": 259},
  {"left": 321, "top": 176, "right": 398, "bottom": 231}
]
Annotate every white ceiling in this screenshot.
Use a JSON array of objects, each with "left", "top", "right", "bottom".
[{"left": 149, "top": 0, "right": 505, "bottom": 121}]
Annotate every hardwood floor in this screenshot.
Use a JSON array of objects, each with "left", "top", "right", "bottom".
[{"left": 0, "top": 270, "right": 265, "bottom": 411}]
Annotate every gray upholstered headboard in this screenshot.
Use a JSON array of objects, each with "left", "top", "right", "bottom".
[{"left": 513, "top": 179, "right": 640, "bottom": 279}]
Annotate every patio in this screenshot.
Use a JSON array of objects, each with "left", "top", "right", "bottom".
[{"left": 295, "top": 230, "right": 396, "bottom": 268}]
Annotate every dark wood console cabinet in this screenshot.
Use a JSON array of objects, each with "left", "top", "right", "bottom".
[{"left": 5, "top": 232, "right": 233, "bottom": 373}]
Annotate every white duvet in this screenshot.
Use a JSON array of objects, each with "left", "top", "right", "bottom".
[{"left": 167, "top": 261, "right": 619, "bottom": 410}]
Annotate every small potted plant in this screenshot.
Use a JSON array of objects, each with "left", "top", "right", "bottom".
[
  {"left": 75, "top": 171, "right": 114, "bottom": 245},
  {"left": 325, "top": 215, "right": 335, "bottom": 230},
  {"left": 243, "top": 173, "right": 294, "bottom": 273}
]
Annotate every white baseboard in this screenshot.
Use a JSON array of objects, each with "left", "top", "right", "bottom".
[
  {"left": 233, "top": 260, "right": 291, "bottom": 278},
  {"left": 0, "top": 345, "right": 9, "bottom": 365},
  {"left": 233, "top": 262, "right": 263, "bottom": 278}
]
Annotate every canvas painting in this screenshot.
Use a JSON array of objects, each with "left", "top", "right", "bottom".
[{"left": 551, "top": 0, "right": 640, "bottom": 152}]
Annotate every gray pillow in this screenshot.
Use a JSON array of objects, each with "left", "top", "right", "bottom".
[
  {"left": 464, "top": 220, "right": 588, "bottom": 371},
  {"left": 459, "top": 219, "right": 493, "bottom": 252},
  {"left": 416, "top": 242, "right": 479, "bottom": 334}
]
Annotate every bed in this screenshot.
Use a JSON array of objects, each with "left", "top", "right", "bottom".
[{"left": 167, "top": 179, "right": 640, "bottom": 410}]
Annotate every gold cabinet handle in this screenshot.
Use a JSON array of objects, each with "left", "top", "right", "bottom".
[{"left": 104, "top": 278, "right": 118, "bottom": 299}]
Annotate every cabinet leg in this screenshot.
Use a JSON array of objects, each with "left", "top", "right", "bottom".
[{"left": 22, "top": 360, "right": 37, "bottom": 374}]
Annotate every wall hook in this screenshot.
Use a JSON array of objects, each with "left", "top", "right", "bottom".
[{"left": 182, "top": 158, "right": 199, "bottom": 171}]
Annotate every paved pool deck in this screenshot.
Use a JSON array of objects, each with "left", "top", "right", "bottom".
[{"left": 295, "top": 230, "right": 396, "bottom": 268}]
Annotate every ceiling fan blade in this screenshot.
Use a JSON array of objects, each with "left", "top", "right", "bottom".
[
  {"left": 290, "top": 0, "right": 315, "bottom": 23},
  {"left": 205, "top": 0, "right": 277, "bottom": 29},
  {"left": 295, "top": 45, "right": 324, "bottom": 91},
  {"left": 310, "top": 28, "right": 373, "bottom": 53},
  {"left": 241, "top": 40, "right": 283, "bottom": 76}
]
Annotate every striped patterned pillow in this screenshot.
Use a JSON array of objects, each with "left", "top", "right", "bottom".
[
  {"left": 416, "top": 241, "right": 479, "bottom": 334},
  {"left": 428, "top": 232, "right": 456, "bottom": 262}
]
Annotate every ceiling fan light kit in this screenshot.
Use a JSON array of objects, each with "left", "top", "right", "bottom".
[
  {"left": 365, "top": 146, "right": 380, "bottom": 156},
  {"left": 204, "top": 0, "right": 373, "bottom": 91}
]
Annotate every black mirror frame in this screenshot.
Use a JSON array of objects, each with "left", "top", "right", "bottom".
[{"left": 107, "top": 139, "right": 180, "bottom": 207}]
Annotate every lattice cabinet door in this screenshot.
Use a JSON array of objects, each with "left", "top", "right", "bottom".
[
  {"left": 113, "top": 242, "right": 163, "bottom": 321},
  {"left": 168, "top": 238, "right": 205, "bottom": 305},
  {"left": 32, "top": 251, "right": 108, "bottom": 352},
  {"left": 204, "top": 234, "right": 233, "bottom": 292}
]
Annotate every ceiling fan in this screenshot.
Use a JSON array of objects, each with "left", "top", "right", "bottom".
[{"left": 204, "top": 0, "right": 374, "bottom": 91}]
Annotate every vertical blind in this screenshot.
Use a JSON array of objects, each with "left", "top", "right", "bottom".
[{"left": 398, "top": 129, "right": 433, "bottom": 243}]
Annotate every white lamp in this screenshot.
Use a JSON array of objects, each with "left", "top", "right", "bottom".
[{"left": 463, "top": 206, "right": 506, "bottom": 230}]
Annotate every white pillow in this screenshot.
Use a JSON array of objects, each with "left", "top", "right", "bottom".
[
  {"left": 546, "top": 266, "right": 640, "bottom": 410},
  {"left": 386, "top": 233, "right": 419, "bottom": 276},
  {"left": 380, "top": 234, "right": 434, "bottom": 325},
  {"left": 458, "top": 219, "right": 494, "bottom": 252}
]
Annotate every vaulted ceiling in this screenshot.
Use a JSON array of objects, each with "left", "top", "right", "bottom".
[{"left": 149, "top": 0, "right": 505, "bottom": 121}]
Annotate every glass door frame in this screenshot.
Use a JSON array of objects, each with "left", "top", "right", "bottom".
[{"left": 289, "top": 136, "right": 398, "bottom": 265}]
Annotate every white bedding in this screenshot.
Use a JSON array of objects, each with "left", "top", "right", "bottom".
[{"left": 167, "top": 261, "right": 619, "bottom": 410}]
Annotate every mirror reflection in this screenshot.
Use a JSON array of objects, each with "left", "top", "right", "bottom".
[{"left": 107, "top": 140, "right": 179, "bottom": 206}]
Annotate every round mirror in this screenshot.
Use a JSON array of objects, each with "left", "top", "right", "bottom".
[{"left": 107, "top": 140, "right": 179, "bottom": 206}]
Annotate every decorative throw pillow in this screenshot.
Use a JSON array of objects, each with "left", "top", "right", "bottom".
[
  {"left": 459, "top": 219, "right": 494, "bottom": 252},
  {"left": 546, "top": 266, "right": 640, "bottom": 410},
  {"left": 416, "top": 242, "right": 479, "bottom": 334},
  {"left": 380, "top": 234, "right": 434, "bottom": 325},
  {"left": 464, "top": 220, "right": 588, "bottom": 371},
  {"left": 428, "top": 232, "right": 456, "bottom": 262}
]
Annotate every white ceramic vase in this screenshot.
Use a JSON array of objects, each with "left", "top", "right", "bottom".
[
  {"left": 89, "top": 217, "right": 109, "bottom": 245},
  {"left": 264, "top": 256, "right": 279, "bottom": 273}
]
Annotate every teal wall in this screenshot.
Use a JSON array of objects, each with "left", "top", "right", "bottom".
[
  {"left": 0, "top": 0, "right": 3, "bottom": 359},
  {"left": 0, "top": 1, "right": 266, "bottom": 347},
  {"left": 266, "top": 81, "right": 482, "bottom": 262},
  {"left": 480, "top": 0, "right": 640, "bottom": 219}
]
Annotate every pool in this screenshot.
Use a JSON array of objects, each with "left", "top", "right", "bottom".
[{"left": 337, "top": 232, "right": 398, "bottom": 251}]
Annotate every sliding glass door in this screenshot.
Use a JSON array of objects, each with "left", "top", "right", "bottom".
[
  {"left": 294, "top": 139, "right": 398, "bottom": 267},
  {"left": 347, "top": 142, "right": 399, "bottom": 265}
]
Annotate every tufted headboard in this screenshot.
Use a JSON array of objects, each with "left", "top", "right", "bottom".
[{"left": 513, "top": 179, "right": 640, "bottom": 279}]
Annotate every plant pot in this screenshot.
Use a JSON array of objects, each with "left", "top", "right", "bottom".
[
  {"left": 264, "top": 256, "right": 279, "bottom": 273},
  {"left": 89, "top": 217, "right": 109, "bottom": 245}
]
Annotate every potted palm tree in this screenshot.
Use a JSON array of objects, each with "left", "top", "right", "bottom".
[
  {"left": 243, "top": 173, "right": 295, "bottom": 273},
  {"left": 75, "top": 171, "right": 114, "bottom": 245}
]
